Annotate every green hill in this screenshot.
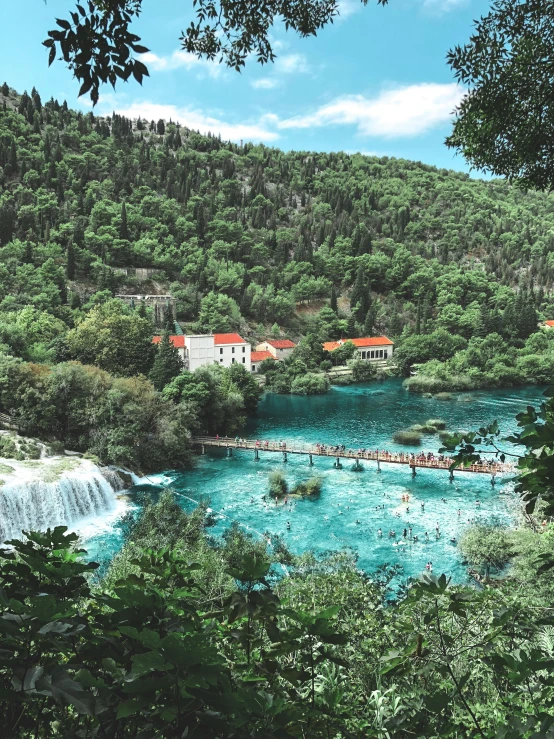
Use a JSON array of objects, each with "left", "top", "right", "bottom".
[{"left": 2, "top": 82, "right": 554, "bottom": 347}]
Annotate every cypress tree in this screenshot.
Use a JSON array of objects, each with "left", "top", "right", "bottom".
[
  {"left": 162, "top": 303, "right": 175, "bottom": 332},
  {"left": 363, "top": 308, "right": 374, "bottom": 336},
  {"left": 330, "top": 284, "right": 338, "bottom": 313},
  {"left": 149, "top": 332, "right": 183, "bottom": 391},
  {"left": 346, "top": 314, "right": 357, "bottom": 338},
  {"left": 350, "top": 266, "right": 369, "bottom": 321},
  {"left": 120, "top": 201, "right": 129, "bottom": 240},
  {"left": 137, "top": 300, "right": 148, "bottom": 319},
  {"left": 66, "top": 241, "right": 76, "bottom": 280}
]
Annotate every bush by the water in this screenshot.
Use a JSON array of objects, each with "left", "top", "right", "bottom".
[
  {"left": 426, "top": 418, "right": 446, "bottom": 429},
  {"left": 290, "top": 373, "right": 330, "bottom": 395},
  {"left": 268, "top": 470, "right": 289, "bottom": 498},
  {"left": 434, "top": 392, "right": 454, "bottom": 401},
  {"left": 409, "top": 423, "right": 439, "bottom": 434},
  {"left": 393, "top": 430, "right": 422, "bottom": 445},
  {"left": 291, "top": 476, "right": 322, "bottom": 498}
]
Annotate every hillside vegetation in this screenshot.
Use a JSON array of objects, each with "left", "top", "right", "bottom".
[{"left": 1, "top": 82, "right": 554, "bottom": 469}]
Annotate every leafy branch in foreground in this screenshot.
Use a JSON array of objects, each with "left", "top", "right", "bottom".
[
  {"left": 447, "top": 0, "right": 554, "bottom": 190},
  {"left": 44, "top": 0, "right": 387, "bottom": 104},
  {"left": 440, "top": 388, "right": 554, "bottom": 514}
]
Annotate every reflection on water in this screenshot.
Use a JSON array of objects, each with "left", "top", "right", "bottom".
[{"left": 83, "top": 379, "right": 546, "bottom": 584}]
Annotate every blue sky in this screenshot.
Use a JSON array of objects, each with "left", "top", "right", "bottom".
[{"left": 2, "top": 0, "right": 491, "bottom": 172}]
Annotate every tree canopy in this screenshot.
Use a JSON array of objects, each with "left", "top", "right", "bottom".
[{"left": 448, "top": 0, "right": 554, "bottom": 190}]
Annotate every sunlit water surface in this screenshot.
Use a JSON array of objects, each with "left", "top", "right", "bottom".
[{"left": 83, "top": 380, "right": 546, "bottom": 584}]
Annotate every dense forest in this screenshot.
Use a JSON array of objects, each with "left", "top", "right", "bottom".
[{"left": 1, "top": 81, "right": 554, "bottom": 469}]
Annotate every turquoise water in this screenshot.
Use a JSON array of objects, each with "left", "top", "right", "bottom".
[{"left": 84, "top": 380, "right": 546, "bottom": 584}]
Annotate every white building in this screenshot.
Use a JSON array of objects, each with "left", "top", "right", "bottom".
[
  {"left": 323, "top": 336, "right": 394, "bottom": 362},
  {"left": 255, "top": 339, "right": 296, "bottom": 360},
  {"left": 213, "top": 333, "right": 251, "bottom": 370},
  {"left": 152, "top": 332, "right": 251, "bottom": 372}
]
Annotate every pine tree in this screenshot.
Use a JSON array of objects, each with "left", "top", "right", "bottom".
[
  {"left": 149, "top": 332, "right": 183, "bottom": 391},
  {"left": 415, "top": 299, "right": 421, "bottom": 334}
]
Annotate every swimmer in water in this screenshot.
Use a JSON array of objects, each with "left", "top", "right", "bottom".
[
  {"left": 287, "top": 521, "right": 291, "bottom": 530},
  {"left": 458, "top": 509, "right": 461, "bottom": 516},
  {"left": 421, "top": 502, "right": 425, "bottom": 510},
  {"left": 425, "top": 531, "right": 429, "bottom": 541},
  {"left": 356, "top": 519, "right": 360, "bottom": 524},
  {"left": 378, "top": 528, "right": 382, "bottom": 537}
]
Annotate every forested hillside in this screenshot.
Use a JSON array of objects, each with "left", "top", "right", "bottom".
[
  {"left": 2, "top": 81, "right": 554, "bottom": 351},
  {"left": 1, "top": 80, "right": 554, "bottom": 468}
]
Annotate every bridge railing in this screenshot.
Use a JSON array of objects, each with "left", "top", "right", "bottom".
[{"left": 192, "top": 437, "right": 513, "bottom": 474}]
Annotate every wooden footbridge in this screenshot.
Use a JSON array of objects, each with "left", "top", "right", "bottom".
[{"left": 193, "top": 437, "right": 514, "bottom": 481}]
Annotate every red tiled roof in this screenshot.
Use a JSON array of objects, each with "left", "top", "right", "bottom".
[
  {"left": 545, "top": 320, "right": 554, "bottom": 327},
  {"left": 350, "top": 336, "right": 394, "bottom": 347},
  {"left": 213, "top": 333, "right": 246, "bottom": 345},
  {"left": 265, "top": 339, "right": 296, "bottom": 349},
  {"left": 251, "top": 351, "right": 274, "bottom": 362},
  {"left": 322, "top": 336, "right": 393, "bottom": 352},
  {"left": 152, "top": 335, "right": 185, "bottom": 348}
]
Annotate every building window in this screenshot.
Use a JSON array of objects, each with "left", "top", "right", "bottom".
[
  {"left": 219, "top": 347, "right": 223, "bottom": 355},
  {"left": 252, "top": 365, "right": 256, "bottom": 372},
  {"left": 379, "top": 349, "right": 383, "bottom": 358},
  {"left": 384, "top": 350, "right": 388, "bottom": 359},
  {"left": 232, "top": 358, "right": 235, "bottom": 363},
  {"left": 232, "top": 347, "right": 235, "bottom": 354},
  {"left": 361, "top": 351, "right": 366, "bottom": 359},
  {"left": 242, "top": 357, "right": 245, "bottom": 364},
  {"left": 220, "top": 358, "right": 223, "bottom": 363},
  {"left": 371, "top": 350, "right": 375, "bottom": 359},
  {"left": 242, "top": 346, "right": 245, "bottom": 353}
]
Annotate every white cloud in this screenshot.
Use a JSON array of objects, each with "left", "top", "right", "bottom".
[
  {"left": 103, "top": 100, "right": 279, "bottom": 143},
  {"left": 278, "top": 83, "right": 464, "bottom": 138},
  {"left": 421, "top": 0, "right": 468, "bottom": 13},
  {"left": 337, "top": 0, "right": 364, "bottom": 19},
  {"left": 250, "top": 53, "right": 310, "bottom": 89},
  {"left": 140, "top": 50, "right": 222, "bottom": 78},
  {"left": 251, "top": 78, "right": 280, "bottom": 90},
  {"left": 276, "top": 53, "right": 310, "bottom": 74}
]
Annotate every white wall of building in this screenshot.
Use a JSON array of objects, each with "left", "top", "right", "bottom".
[
  {"left": 215, "top": 342, "right": 251, "bottom": 369},
  {"left": 357, "top": 344, "right": 393, "bottom": 361},
  {"left": 185, "top": 335, "right": 215, "bottom": 371}
]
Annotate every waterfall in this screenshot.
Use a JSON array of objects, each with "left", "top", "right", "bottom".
[{"left": 0, "top": 460, "right": 120, "bottom": 543}]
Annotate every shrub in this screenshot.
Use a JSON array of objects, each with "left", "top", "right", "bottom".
[
  {"left": 404, "top": 375, "right": 448, "bottom": 394},
  {"left": 290, "top": 373, "right": 330, "bottom": 395},
  {"left": 268, "top": 470, "right": 288, "bottom": 498},
  {"left": 292, "top": 476, "right": 322, "bottom": 498},
  {"left": 435, "top": 392, "right": 453, "bottom": 401},
  {"left": 393, "top": 430, "right": 422, "bottom": 445},
  {"left": 426, "top": 418, "right": 446, "bottom": 429}
]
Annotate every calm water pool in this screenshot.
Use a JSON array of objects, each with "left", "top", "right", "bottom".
[{"left": 83, "top": 380, "right": 546, "bottom": 584}]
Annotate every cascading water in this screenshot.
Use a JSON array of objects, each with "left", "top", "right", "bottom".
[{"left": 0, "top": 459, "right": 119, "bottom": 542}]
